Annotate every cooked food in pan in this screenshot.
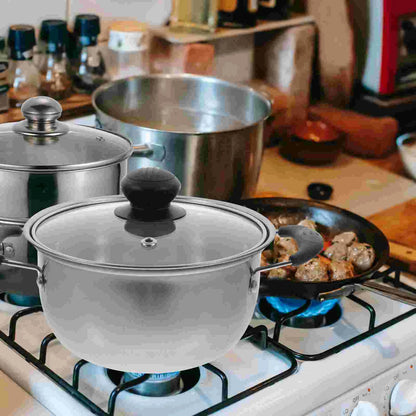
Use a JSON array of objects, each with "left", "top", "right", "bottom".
[{"left": 262, "top": 215, "right": 376, "bottom": 282}]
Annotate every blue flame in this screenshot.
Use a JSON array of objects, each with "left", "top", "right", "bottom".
[{"left": 266, "top": 296, "right": 340, "bottom": 317}]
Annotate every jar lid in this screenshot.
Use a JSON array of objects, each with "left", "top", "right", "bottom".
[
  {"left": 24, "top": 168, "right": 273, "bottom": 270},
  {"left": 108, "top": 21, "right": 148, "bottom": 52},
  {"left": 8, "top": 25, "right": 36, "bottom": 52},
  {"left": 0, "top": 96, "right": 132, "bottom": 172},
  {"left": 74, "top": 14, "right": 100, "bottom": 45},
  {"left": 40, "top": 19, "right": 68, "bottom": 52}
]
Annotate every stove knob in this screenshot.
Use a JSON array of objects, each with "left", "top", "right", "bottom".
[
  {"left": 390, "top": 379, "right": 416, "bottom": 416},
  {"left": 351, "top": 401, "right": 380, "bottom": 416}
]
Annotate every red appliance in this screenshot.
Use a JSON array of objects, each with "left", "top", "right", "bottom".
[{"left": 362, "top": 0, "right": 416, "bottom": 95}]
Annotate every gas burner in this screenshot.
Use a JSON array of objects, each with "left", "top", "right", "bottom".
[
  {"left": 259, "top": 297, "right": 342, "bottom": 328},
  {"left": 0, "top": 293, "right": 41, "bottom": 307},
  {"left": 106, "top": 367, "right": 201, "bottom": 397}
]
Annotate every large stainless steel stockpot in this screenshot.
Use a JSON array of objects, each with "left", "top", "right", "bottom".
[
  {"left": 1, "top": 168, "right": 323, "bottom": 373},
  {"left": 92, "top": 74, "right": 271, "bottom": 201},
  {"left": 0, "top": 96, "right": 132, "bottom": 296}
]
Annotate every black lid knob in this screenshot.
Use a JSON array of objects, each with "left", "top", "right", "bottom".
[
  {"left": 8, "top": 25, "right": 36, "bottom": 53},
  {"left": 115, "top": 168, "right": 186, "bottom": 222},
  {"left": 74, "top": 14, "right": 100, "bottom": 45},
  {"left": 40, "top": 19, "right": 68, "bottom": 52}
]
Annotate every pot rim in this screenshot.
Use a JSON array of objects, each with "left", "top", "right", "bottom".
[
  {"left": 0, "top": 126, "right": 133, "bottom": 173},
  {"left": 23, "top": 195, "right": 276, "bottom": 272},
  {"left": 92, "top": 73, "right": 272, "bottom": 136}
]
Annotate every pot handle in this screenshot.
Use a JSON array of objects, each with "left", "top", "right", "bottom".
[
  {"left": 132, "top": 144, "right": 166, "bottom": 162},
  {"left": 0, "top": 257, "right": 45, "bottom": 284},
  {"left": 252, "top": 225, "right": 324, "bottom": 274}
]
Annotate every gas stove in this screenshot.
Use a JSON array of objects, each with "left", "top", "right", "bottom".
[{"left": 1, "top": 268, "right": 416, "bottom": 416}]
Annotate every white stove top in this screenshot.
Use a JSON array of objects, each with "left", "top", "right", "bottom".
[{"left": 1, "top": 271, "right": 416, "bottom": 416}]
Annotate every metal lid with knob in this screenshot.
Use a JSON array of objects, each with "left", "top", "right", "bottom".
[{"left": 0, "top": 96, "right": 132, "bottom": 172}]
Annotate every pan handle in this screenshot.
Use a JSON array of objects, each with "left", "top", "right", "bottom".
[
  {"left": 0, "top": 257, "right": 45, "bottom": 285},
  {"left": 252, "top": 225, "right": 324, "bottom": 274},
  {"left": 356, "top": 281, "right": 416, "bottom": 306}
]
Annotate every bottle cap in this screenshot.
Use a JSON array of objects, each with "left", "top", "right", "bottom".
[
  {"left": 8, "top": 25, "right": 36, "bottom": 52},
  {"left": 40, "top": 20, "right": 68, "bottom": 53},
  {"left": 74, "top": 14, "right": 100, "bottom": 45}
]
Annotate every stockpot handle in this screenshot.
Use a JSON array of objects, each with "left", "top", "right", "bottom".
[
  {"left": 252, "top": 225, "right": 324, "bottom": 275},
  {"left": 0, "top": 257, "right": 45, "bottom": 284},
  {"left": 132, "top": 144, "right": 166, "bottom": 162}
]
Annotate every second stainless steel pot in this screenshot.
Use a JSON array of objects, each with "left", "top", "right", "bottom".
[
  {"left": 0, "top": 168, "right": 323, "bottom": 373},
  {"left": 92, "top": 74, "right": 271, "bottom": 201},
  {"left": 0, "top": 96, "right": 132, "bottom": 296}
]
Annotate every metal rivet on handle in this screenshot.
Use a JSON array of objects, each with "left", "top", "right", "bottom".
[{"left": 141, "top": 237, "right": 157, "bottom": 248}]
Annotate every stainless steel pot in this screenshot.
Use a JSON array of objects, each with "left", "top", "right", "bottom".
[
  {"left": 92, "top": 74, "right": 271, "bottom": 201},
  {"left": 0, "top": 96, "right": 133, "bottom": 296},
  {"left": 0, "top": 168, "right": 323, "bottom": 373}
]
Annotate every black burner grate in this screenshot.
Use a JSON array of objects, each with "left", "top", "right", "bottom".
[{"left": 0, "top": 267, "right": 415, "bottom": 415}]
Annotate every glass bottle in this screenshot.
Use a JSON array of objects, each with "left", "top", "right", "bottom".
[
  {"left": 170, "top": 0, "right": 218, "bottom": 33},
  {"left": 71, "top": 14, "right": 106, "bottom": 94},
  {"left": 39, "top": 20, "right": 72, "bottom": 100},
  {"left": 7, "top": 25, "right": 41, "bottom": 108},
  {"left": 218, "top": 0, "right": 258, "bottom": 28},
  {"left": 106, "top": 21, "right": 149, "bottom": 81},
  {"left": 0, "top": 37, "right": 9, "bottom": 112}
]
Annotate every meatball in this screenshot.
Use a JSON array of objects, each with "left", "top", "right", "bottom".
[
  {"left": 332, "top": 231, "right": 358, "bottom": 246},
  {"left": 328, "top": 261, "right": 355, "bottom": 281},
  {"left": 323, "top": 242, "right": 348, "bottom": 261},
  {"left": 347, "top": 242, "right": 376, "bottom": 272},
  {"left": 269, "top": 267, "right": 291, "bottom": 279},
  {"left": 273, "top": 236, "right": 298, "bottom": 260},
  {"left": 297, "top": 219, "right": 317, "bottom": 230},
  {"left": 295, "top": 258, "right": 329, "bottom": 282}
]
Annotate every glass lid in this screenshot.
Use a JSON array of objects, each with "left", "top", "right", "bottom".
[
  {"left": 25, "top": 168, "right": 271, "bottom": 270},
  {"left": 0, "top": 96, "right": 132, "bottom": 171}
]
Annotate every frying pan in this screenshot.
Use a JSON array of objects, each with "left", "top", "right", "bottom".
[{"left": 240, "top": 197, "right": 416, "bottom": 305}]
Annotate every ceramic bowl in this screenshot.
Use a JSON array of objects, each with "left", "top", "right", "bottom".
[
  {"left": 279, "top": 120, "right": 343, "bottom": 165},
  {"left": 397, "top": 133, "right": 416, "bottom": 180}
]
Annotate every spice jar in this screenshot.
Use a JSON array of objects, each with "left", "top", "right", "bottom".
[
  {"left": 7, "top": 25, "right": 41, "bottom": 108},
  {"left": 0, "top": 37, "right": 9, "bottom": 113},
  {"left": 39, "top": 20, "right": 72, "bottom": 100},
  {"left": 71, "top": 14, "right": 106, "bottom": 93},
  {"left": 106, "top": 21, "right": 149, "bottom": 80}
]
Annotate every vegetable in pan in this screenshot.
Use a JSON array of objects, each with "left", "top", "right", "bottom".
[{"left": 262, "top": 216, "right": 376, "bottom": 282}]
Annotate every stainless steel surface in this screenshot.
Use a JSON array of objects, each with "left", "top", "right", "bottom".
[
  {"left": 0, "top": 96, "right": 132, "bottom": 172},
  {"left": 24, "top": 195, "right": 272, "bottom": 269},
  {"left": 13, "top": 173, "right": 320, "bottom": 372},
  {"left": 0, "top": 164, "right": 127, "bottom": 221},
  {"left": 93, "top": 74, "right": 271, "bottom": 200},
  {"left": 20, "top": 95, "right": 64, "bottom": 133},
  {"left": 0, "top": 96, "right": 133, "bottom": 295}
]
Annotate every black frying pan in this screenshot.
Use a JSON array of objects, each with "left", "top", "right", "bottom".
[{"left": 240, "top": 197, "right": 416, "bottom": 305}]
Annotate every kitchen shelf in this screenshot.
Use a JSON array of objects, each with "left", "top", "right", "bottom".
[
  {"left": 0, "top": 93, "right": 93, "bottom": 124},
  {"left": 150, "top": 13, "right": 314, "bottom": 44}
]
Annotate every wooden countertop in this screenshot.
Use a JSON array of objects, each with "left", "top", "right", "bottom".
[
  {"left": 255, "top": 147, "right": 416, "bottom": 252},
  {"left": 0, "top": 94, "right": 93, "bottom": 123}
]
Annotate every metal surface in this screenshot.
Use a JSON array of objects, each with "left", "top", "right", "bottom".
[
  {"left": 0, "top": 97, "right": 132, "bottom": 172},
  {"left": 0, "top": 96, "right": 132, "bottom": 295},
  {"left": 4, "top": 191, "right": 318, "bottom": 371},
  {"left": 93, "top": 74, "right": 271, "bottom": 201}
]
